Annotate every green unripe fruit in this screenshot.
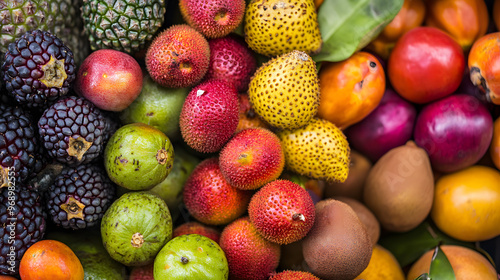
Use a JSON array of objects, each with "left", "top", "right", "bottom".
[
  {"left": 154, "top": 234, "right": 228, "bottom": 279},
  {"left": 104, "top": 123, "right": 175, "bottom": 190}
]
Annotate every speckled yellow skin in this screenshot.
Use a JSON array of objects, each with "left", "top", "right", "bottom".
[
  {"left": 244, "top": 0, "right": 322, "bottom": 57},
  {"left": 277, "top": 118, "right": 350, "bottom": 182},
  {"left": 248, "top": 50, "right": 320, "bottom": 130}
]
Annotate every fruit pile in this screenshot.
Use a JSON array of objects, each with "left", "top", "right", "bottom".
[{"left": 1, "top": 0, "right": 500, "bottom": 279}]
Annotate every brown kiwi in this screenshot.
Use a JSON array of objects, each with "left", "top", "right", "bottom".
[
  {"left": 302, "top": 199, "right": 372, "bottom": 280},
  {"left": 334, "top": 196, "right": 380, "bottom": 247},
  {"left": 363, "top": 141, "right": 434, "bottom": 232},
  {"left": 323, "top": 150, "right": 372, "bottom": 200}
]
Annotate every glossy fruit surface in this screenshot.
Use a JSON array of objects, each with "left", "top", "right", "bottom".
[
  {"left": 355, "top": 244, "right": 405, "bottom": 280},
  {"left": 19, "top": 240, "right": 84, "bottom": 280},
  {"left": 317, "top": 51, "right": 386, "bottom": 129},
  {"left": 431, "top": 165, "right": 500, "bottom": 242},
  {"left": 490, "top": 116, "right": 500, "bottom": 170},
  {"left": 388, "top": 27, "right": 465, "bottom": 104}
]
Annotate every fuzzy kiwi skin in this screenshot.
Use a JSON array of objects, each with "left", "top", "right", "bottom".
[{"left": 302, "top": 199, "right": 372, "bottom": 280}]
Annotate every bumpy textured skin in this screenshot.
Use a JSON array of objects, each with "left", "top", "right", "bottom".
[
  {"left": 146, "top": 24, "right": 210, "bottom": 88},
  {"left": 1, "top": 29, "right": 75, "bottom": 109},
  {"left": 269, "top": 270, "right": 321, "bottom": 280},
  {"left": 179, "top": 0, "right": 245, "bottom": 39},
  {"left": 219, "top": 217, "right": 281, "bottom": 280},
  {"left": 248, "top": 50, "right": 320, "bottom": 130},
  {"left": 0, "top": 185, "right": 46, "bottom": 275},
  {"left": 0, "top": 104, "right": 40, "bottom": 185},
  {"left": 236, "top": 93, "right": 270, "bottom": 133},
  {"left": 45, "top": 164, "right": 116, "bottom": 230},
  {"left": 248, "top": 179, "right": 315, "bottom": 245},
  {"left": 172, "top": 221, "right": 221, "bottom": 244},
  {"left": 278, "top": 118, "right": 351, "bottom": 183},
  {"left": 205, "top": 35, "right": 257, "bottom": 92},
  {"left": 38, "top": 96, "right": 107, "bottom": 166},
  {"left": 81, "top": 0, "right": 166, "bottom": 53},
  {"left": 244, "top": 0, "right": 322, "bottom": 57},
  {"left": 219, "top": 128, "right": 284, "bottom": 190},
  {"left": 130, "top": 263, "right": 154, "bottom": 280},
  {"left": 180, "top": 79, "right": 239, "bottom": 153},
  {"left": 183, "top": 158, "right": 252, "bottom": 225}
]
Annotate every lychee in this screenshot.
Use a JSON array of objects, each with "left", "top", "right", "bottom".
[
  {"left": 172, "top": 221, "right": 221, "bottom": 243},
  {"left": 269, "top": 270, "right": 321, "bottom": 280},
  {"left": 183, "top": 157, "right": 252, "bottom": 225},
  {"left": 219, "top": 128, "right": 285, "bottom": 190},
  {"left": 179, "top": 0, "right": 246, "bottom": 39},
  {"left": 179, "top": 79, "right": 239, "bottom": 153},
  {"left": 219, "top": 217, "right": 281, "bottom": 280},
  {"left": 205, "top": 35, "right": 257, "bottom": 92},
  {"left": 248, "top": 179, "right": 315, "bottom": 245},
  {"left": 145, "top": 24, "right": 210, "bottom": 88}
]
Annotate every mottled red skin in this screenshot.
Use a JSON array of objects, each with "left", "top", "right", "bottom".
[
  {"left": 269, "top": 270, "right": 321, "bottom": 280},
  {"left": 388, "top": 27, "right": 465, "bottom": 104},
  {"left": 219, "top": 128, "right": 284, "bottom": 190},
  {"left": 205, "top": 35, "right": 257, "bottom": 92},
  {"left": 248, "top": 180, "right": 315, "bottom": 245},
  {"left": 236, "top": 93, "right": 270, "bottom": 133},
  {"left": 219, "top": 217, "right": 281, "bottom": 280},
  {"left": 179, "top": 0, "right": 245, "bottom": 39},
  {"left": 145, "top": 24, "right": 210, "bottom": 88},
  {"left": 129, "top": 263, "right": 154, "bottom": 280},
  {"left": 172, "top": 221, "right": 221, "bottom": 243},
  {"left": 75, "top": 49, "right": 143, "bottom": 111},
  {"left": 180, "top": 79, "right": 239, "bottom": 153},
  {"left": 183, "top": 158, "right": 252, "bottom": 225}
]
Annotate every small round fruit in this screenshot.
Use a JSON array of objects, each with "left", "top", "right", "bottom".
[
  {"left": 317, "top": 51, "right": 386, "bottom": 129},
  {"left": 490, "top": 116, "right": 500, "bottom": 169},
  {"left": 406, "top": 245, "right": 497, "bottom": 280},
  {"left": 101, "top": 191, "right": 173, "bottom": 266},
  {"left": 173, "top": 221, "right": 221, "bottom": 243},
  {"left": 469, "top": 32, "right": 500, "bottom": 105},
  {"left": 269, "top": 270, "right": 320, "bottom": 280},
  {"left": 75, "top": 49, "right": 143, "bottom": 112},
  {"left": 104, "top": 123, "right": 174, "bottom": 191},
  {"left": 355, "top": 244, "right": 405, "bottom": 280},
  {"left": 130, "top": 263, "right": 154, "bottom": 280},
  {"left": 388, "top": 27, "right": 465, "bottom": 104},
  {"left": 431, "top": 165, "right": 500, "bottom": 242},
  {"left": 154, "top": 234, "right": 229, "bottom": 280},
  {"left": 19, "top": 240, "right": 84, "bottom": 280}
]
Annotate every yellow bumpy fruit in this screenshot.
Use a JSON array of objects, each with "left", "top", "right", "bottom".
[
  {"left": 244, "top": 0, "right": 322, "bottom": 57},
  {"left": 277, "top": 118, "right": 350, "bottom": 182},
  {"left": 248, "top": 50, "right": 320, "bottom": 130}
]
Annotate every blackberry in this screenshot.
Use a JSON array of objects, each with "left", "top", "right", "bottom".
[
  {"left": 0, "top": 185, "right": 46, "bottom": 276},
  {"left": 45, "top": 163, "right": 115, "bottom": 230},
  {"left": 1, "top": 29, "right": 76, "bottom": 109},
  {"left": 0, "top": 103, "right": 41, "bottom": 186},
  {"left": 38, "top": 96, "right": 107, "bottom": 166}
]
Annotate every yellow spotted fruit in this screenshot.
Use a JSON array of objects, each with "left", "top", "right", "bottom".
[
  {"left": 248, "top": 50, "right": 320, "bottom": 130},
  {"left": 431, "top": 165, "right": 500, "bottom": 242},
  {"left": 244, "top": 0, "right": 322, "bottom": 57},
  {"left": 248, "top": 180, "right": 315, "bottom": 245},
  {"left": 277, "top": 118, "right": 350, "bottom": 183},
  {"left": 363, "top": 141, "right": 434, "bottom": 232},
  {"left": 219, "top": 128, "right": 285, "bottom": 190},
  {"left": 183, "top": 158, "right": 252, "bottom": 225},
  {"left": 179, "top": 0, "right": 245, "bottom": 39},
  {"left": 145, "top": 24, "right": 210, "bottom": 88},
  {"left": 219, "top": 217, "right": 281, "bottom": 280}
]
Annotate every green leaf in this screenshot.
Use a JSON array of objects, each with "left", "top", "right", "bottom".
[
  {"left": 428, "top": 246, "right": 456, "bottom": 280},
  {"left": 312, "top": 0, "right": 404, "bottom": 62},
  {"left": 379, "top": 220, "right": 475, "bottom": 268}
]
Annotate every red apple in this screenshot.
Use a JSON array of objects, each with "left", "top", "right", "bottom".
[{"left": 75, "top": 49, "right": 143, "bottom": 111}]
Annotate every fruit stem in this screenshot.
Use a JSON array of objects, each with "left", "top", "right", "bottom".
[
  {"left": 67, "top": 137, "right": 93, "bottom": 161},
  {"left": 0, "top": 167, "right": 9, "bottom": 189},
  {"left": 181, "top": 256, "right": 189, "bottom": 264},
  {"left": 40, "top": 55, "right": 68, "bottom": 88},
  {"left": 131, "top": 232, "right": 145, "bottom": 248},
  {"left": 292, "top": 213, "right": 305, "bottom": 221},
  {"left": 60, "top": 196, "right": 85, "bottom": 220},
  {"left": 156, "top": 148, "right": 169, "bottom": 165},
  {"left": 28, "top": 163, "right": 64, "bottom": 192}
]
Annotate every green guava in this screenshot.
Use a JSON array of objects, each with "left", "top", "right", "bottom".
[
  {"left": 104, "top": 122, "right": 174, "bottom": 190},
  {"left": 154, "top": 234, "right": 228, "bottom": 279},
  {"left": 119, "top": 75, "right": 189, "bottom": 141},
  {"left": 149, "top": 146, "right": 200, "bottom": 221},
  {"left": 101, "top": 191, "right": 173, "bottom": 266}
]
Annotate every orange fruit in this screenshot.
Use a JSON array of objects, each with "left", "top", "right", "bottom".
[
  {"left": 406, "top": 245, "right": 497, "bottom": 280},
  {"left": 19, "top": 239, "right": 84, "bottom": 280},
  {"left": 0, "top": 276, "right": 18, "bottom": 280},
  {"left": 316, "top": 51, "right": 385, "bottom": 130},
  {"left": 490, "top": 116, "right": 500, "bottom": 170},
  {"left": 354, "top": 244, "right": 405, "bottom": 280},
  {"left": 431, "top": 165, "right": 500, "bottom": 242}
]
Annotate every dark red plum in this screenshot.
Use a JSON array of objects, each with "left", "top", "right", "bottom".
[
  {"left": 345, "top": 88, "right": 417, "bottom": 162},
  {"left": 413, "top": 94, "right": 493, "bottom": 173}
]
